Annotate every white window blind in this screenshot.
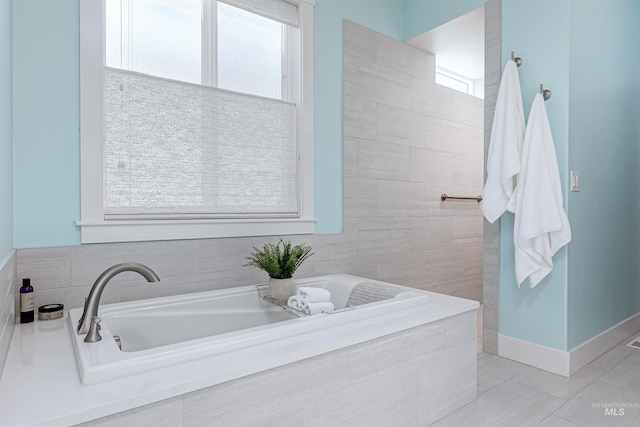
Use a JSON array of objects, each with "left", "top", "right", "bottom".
[
  {"left": 103, "top": 67, "right": 298, "bottom": 219},
  {"left": 219, "top": 0, "right": 298, "bottom": 27}
]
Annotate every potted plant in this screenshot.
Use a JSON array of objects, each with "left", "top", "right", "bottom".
[{"left": 244, "top": 238, "right": 314, "bottom": 302}]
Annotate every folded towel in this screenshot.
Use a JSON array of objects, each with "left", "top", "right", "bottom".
[
  {"left": 286, "top": 296, "right": 334, "bottom": 316},
  {"left": 482, "top": 58, "right": 525, "bottom": 223},
  {"left": 287, "top": 295, "right": 302, "bottom": 308},
  {"left": 286, "top": 297, "right": 305, "bottom": 317},
  {"left": 297, "top": 286, "right": 331, "bottom": 303},
  {"left": 303, "top": 301, "right": 335, "bottom": 315},
  {"left": 511, "top": 93, "right": 571, "bottom": 288}
]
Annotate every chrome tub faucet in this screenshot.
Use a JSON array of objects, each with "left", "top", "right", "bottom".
[{"left": 77, "top": 262, "right": 160, "bottom": 339}]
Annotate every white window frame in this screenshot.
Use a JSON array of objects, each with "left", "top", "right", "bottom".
[
  {"left": 435, "top": 67, "right": 474, "bottom": 95},
  {"left": 78, "top": 0, "right": 315, "bottom": 244}
]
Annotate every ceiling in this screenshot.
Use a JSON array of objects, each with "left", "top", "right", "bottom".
[{"left": 406, "top": 6, "right": 484, "bottom": 81}]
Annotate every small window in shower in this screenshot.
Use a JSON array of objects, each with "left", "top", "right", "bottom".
[{"left": 435, "top": 68, "right": 473, "bottom": 95}]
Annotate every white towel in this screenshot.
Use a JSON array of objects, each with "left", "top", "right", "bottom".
[
  {"left": 482, "top": 59, "right": 525, "bottom": 223},
  {"left": 286, "top": 297, "right": 334, "bottom": 316},
  {"left": 512, "top": 93, "right": 571, "bottom": 288},
  {"left": 286, "top": 297, "right": 306, "bottom": 317},
  {"left": 297, "top": 287, "right": 331, "bottom": 303},
  {"left": 303, "top": 301, "right": 335, "bottom": 315},
  {"left": 287, "top": 295, "right": 302, "bottom": 308}
]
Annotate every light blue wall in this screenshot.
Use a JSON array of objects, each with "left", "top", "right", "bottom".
[
  {"left": 313, "top": 0, "right": 403, "bottom": 233},
  {"left": 0, "top": 0, "right": 12, "bottom": 261},
  {"left": 12, "top": 0, "right": 80, "bottom": 247},
  {"left": 402, "top": 0, "right": 487, "bottom": 41},
  {"left": 500, "top": 0, "right": 640, "bottom": 352},
  {"left": 566, "top": 0, "right": 640, "bottom": 350},
  {"left": 11, "top": 0, "right": 403, "bottom": 246},
  {"left": 499, "top": 0, "right": 571, "bottom": 351}
]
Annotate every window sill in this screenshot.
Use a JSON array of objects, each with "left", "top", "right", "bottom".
[{"left": 76, "top": 217, "right": 316, "bottom": 244}]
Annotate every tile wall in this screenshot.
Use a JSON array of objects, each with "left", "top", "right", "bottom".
[
  {"left": 14, "top": 20, "right": 485, "bottom": 319},
  {"left": 77, "top": 310, "right": 477, "bottom": 426},
  {"left": 0, "top": 252, "right": 16, "bottom": 379},
  {"left": 482, "top": 0, "right": 501, "bottom": 355}
]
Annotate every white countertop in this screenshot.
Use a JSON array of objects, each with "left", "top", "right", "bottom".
[{"left": 0, "top": 294, "right": 478, "bottom": 427}]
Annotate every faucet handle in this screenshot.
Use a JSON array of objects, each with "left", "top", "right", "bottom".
[{"left": 84, "top": 316, "right": 102, "bottom": 343}]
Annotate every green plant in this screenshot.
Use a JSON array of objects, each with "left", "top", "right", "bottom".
[{"left": 244, "top": 238, "right": 314, "bottom": 279}]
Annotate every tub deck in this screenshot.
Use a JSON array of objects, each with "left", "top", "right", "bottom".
[{"left": 0, "top": 275, "right": 478, "bottom": 426}]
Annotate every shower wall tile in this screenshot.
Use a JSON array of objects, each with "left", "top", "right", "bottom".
[
  {"left": 483, "top": 0, "right": 501, "bottom": 354},
  {"left": 376, "top": 180, "right": 427, "bottom": 216},
  {"left": 424, "top": 116, "right": 473, "bottom": 155},
  {"left": 408, "top": 217, "right": 453, "bottom": 251},
  {"left": 377, "top": 31, "right": 427, "bottom": 80},
  {"left": 376, "top": 252, "right": 427, "bottom": 286},
  {"left": 343, "top": 19, "right": 377, "bottom": 61},
  {"left": 453, "top": 90, "right": 485, "bottom": 126},
  {"left": 357, "top": 58, "right": 411, "bottom": 109},
  {"left": 410, "top": 78, "right": 454, "bottom": 119},
  {"left": 344, "top": 177, "right": 378, "bottom": 218},
  {"left": 423, "top": 275, "right": 483, "bottom": 302},
  {"left": 343, "top": 95, "right": 377, "bottom": 140},
  {"left": 410, "top": 147, "right": 453, "bottom": 186},
  {"left": 452, "top": 216, "right": 484, "bottom": 246},
  {"left": 377, "top": 104, "right": 425, "bottom": 147},
  {"left": 343, "top": 136, "right": 359, "bottom": 177},
  {"left": 303, "top": 231, "right": 359, "bottom": 263},
  {"left": 342, "top": 54, "right": 359, "bottom": 97},
  {"left": 357, "top": 139, "right": 411, "bottom": 181}
]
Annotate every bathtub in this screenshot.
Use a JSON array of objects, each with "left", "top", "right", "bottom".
[{"left": 67, "top": 274, "right": 469, "bottom": 385}]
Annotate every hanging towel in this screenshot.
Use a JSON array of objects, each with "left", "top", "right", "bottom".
[
  {"left": 512, "top": 93, "right": 571, "bottom": 288},
  {"left": 482, "top": 59, "right": 525, "bottom": 223}
]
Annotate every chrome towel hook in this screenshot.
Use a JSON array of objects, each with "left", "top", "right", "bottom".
[
  {"left": 540, "top": 83, "right": 552, "bottom": 101},
  {"left": 511, "top": 51, "right": 523, "bottom": 67}
]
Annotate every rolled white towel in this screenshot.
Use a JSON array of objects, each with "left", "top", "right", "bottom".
[
  {"left": 297, "top": 286, "right": 331, "bottom": 303},
  {"left": 304, "top": 301, "right": 335, "bottom": 315},
  {"left": 287, "top": 294, "right": 302, "bottom": 307},
  {"left": 286, "top": 297, "right": 306, "bottom": 317}
]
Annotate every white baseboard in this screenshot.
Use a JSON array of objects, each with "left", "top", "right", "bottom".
[
  {"left": 499, "top": 334, "right": 570, "bottom": 377},
  {"left": 499, "top": 312, "right": 640, "bottom": 377},
  {"left": 568, "top": 312, "right": 640, "bottom": 375}
]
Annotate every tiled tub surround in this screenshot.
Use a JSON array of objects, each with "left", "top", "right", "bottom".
[
  {"left": 0, "top": 288, "right": 477, "bottom": 426},
  {"left": 0, "top": 251, "right": 16, "bottom": 379}
]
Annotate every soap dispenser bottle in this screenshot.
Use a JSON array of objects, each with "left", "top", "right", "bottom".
[{"left": 20, "top": 278, "right": 34, "bottom": 323}]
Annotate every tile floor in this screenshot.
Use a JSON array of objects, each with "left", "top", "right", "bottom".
[{"left": 432, "top": 333, "right": 640, "bottom": 426}]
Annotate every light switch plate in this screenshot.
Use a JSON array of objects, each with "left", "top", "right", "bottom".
[{"left": 570, "top": 171, "right": 580, "bottom": 192}]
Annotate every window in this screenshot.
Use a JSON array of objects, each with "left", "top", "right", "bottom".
[
  {"left": 79, "top": 0, "right": 315, "bottom": 243},
  {"left": 435, "top": 67, "right": 473, "bottom": 95}
]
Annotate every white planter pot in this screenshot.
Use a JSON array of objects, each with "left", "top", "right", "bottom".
[{"left": 268, "top": 277, "right": 296, "bottom": 302}]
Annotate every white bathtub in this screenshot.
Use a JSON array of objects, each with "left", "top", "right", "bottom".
[{"left": 67, "top": 274, "right": 471, "bottom": 384}]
